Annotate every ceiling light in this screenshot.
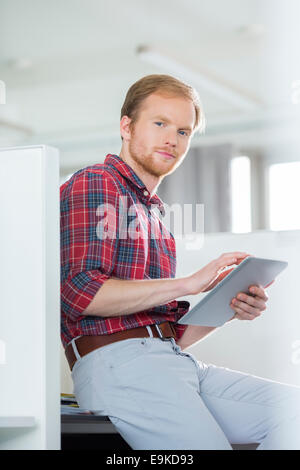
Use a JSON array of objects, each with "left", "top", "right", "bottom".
[{"left": 136, "top": 46, "right": 261, "bottom": 111}]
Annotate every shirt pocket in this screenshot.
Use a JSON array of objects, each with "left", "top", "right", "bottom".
[{"left": 150, "top": 237, "right": 176, "bottom": 277}]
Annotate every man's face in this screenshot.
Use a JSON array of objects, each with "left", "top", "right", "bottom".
[{"left": 126, "top": 92, "right": 196, "bottom": 178}]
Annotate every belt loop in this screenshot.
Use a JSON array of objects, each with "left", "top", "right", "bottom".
[
  {"left": 154, "top": 324, "right": 164, "bottom": 339},
  {"left": 146, "top": 325, "right": 154, "bottom": 338},
  {"left": 71, "top": 336, "right": 81, "bottom": 361}
]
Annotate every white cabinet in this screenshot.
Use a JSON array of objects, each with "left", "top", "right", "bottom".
[{"left": 0, "top": 145, "right": 60, "bottom": 449}]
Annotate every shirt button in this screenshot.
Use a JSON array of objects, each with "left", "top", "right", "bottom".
[{"left": 143, "top": 190, "right": 149, "bottom": 196}]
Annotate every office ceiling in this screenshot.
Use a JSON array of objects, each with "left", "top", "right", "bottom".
[{"left": 0, "top": 0, "right": 300, "bottom": 171}]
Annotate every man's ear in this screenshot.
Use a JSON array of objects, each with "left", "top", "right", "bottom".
[{"left": 120, "top": 116, "right": 133, "bottom": 142}]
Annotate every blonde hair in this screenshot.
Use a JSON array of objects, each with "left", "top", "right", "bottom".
[{"left": 120, "top": 74, "right": 206, "bottom": 137}]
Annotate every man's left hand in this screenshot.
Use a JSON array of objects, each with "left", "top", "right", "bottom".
[{"left": 229, "top": 281, "right": 274, "bottom": 321}]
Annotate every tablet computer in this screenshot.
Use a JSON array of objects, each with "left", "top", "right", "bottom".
[{"left": 177, "top": 256, "right": 288, "bottom": 327}]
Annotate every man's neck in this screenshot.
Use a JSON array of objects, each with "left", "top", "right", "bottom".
[{"left": 119, "top": 149, "right": 162, "bottom": 197}]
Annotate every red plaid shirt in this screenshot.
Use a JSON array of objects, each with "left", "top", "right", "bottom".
[{"left": 60, "top": 154, "right": 189, "bottom": 348}]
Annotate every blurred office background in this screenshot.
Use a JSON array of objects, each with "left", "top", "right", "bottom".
[
  {"left": 0, "top": 0, "right": 300, "bottom": 392},
  {"left": 1, "top": 0, "right": 300, "bottom": 235}
]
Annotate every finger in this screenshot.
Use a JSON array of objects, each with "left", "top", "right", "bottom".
[
  {"left": 215, "top": 267, "right": 235, "bottom": 282},
  {"left": 248, "top": 285, "right": 269, "bottom": 301},
  {"left": 235, "top": 254, "right": 253, "bottom": 265},
  {"left": 206, "top": 254, "right": 252, "bottom": 293},
  {"left": 202, "top": 265, "right": 238, "bottom": 292},
  {"left": 216, "top": 253, "right": 251, "bottom": 271},
  {"left": 205, "top": 253, "right": 253, "bottom": 293},
  {"left": 235, "top": 293, "right": 267, "bottom": 310},
  {"left": 231, "top": 306, "right": 261, "bottom": 321},
  {"left": 220, "top": 252, "right": 252, "bottom": 260},
  {"left": 264, "top": 280, "right": 275, "bottom": 288},
  {"left": 231, "top": 299, "right": 263, "bottom": 316}
]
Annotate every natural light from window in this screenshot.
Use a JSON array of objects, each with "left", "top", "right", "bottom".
[
  {"left": 269, "top": 161, "right": 300, "bottom": 230},
  {"left": 231, "top": 156, "right": 251, "bottom": 233}
]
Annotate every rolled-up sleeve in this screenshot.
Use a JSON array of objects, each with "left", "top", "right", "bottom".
[{"left": 60, "top": 171, "right": 120, "bottom": 322}]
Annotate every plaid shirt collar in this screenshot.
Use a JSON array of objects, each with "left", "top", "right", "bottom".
[{"left": 104, "top": 153, "right": 166, "bottom": 217}]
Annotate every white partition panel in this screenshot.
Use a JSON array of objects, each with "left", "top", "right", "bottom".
[
  {"left": 175, "top": 230, "right": 300, "bottom": 386},
  {"left": 0, "top": 145, "right": 60, "bottom": 449}
]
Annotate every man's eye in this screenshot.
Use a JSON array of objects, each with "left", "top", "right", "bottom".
[
  {"left": 178, "top": 130, "right": 187, "bottom": 136},
  {"left": 154, "top": 122, "right": 163, "bottom": 127}
]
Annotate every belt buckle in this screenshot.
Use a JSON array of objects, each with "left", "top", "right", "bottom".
[{"left": 155, "top": 323, "right": 171, "bottom": 341}]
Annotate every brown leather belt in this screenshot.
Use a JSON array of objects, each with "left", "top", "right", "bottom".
[{"left": 65, "top": 321, "right": 176, "bottom": 371}]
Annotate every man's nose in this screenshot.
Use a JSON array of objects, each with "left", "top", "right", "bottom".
[{"left": 164, "top": 130, "right": 178, "bottom": 147}]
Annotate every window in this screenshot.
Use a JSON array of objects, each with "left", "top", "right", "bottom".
[
  {"left": 269, "top": 161, "right": 300, "bottom": 230},
  {"left": 230, "top": 156, "right": 252, "bottom": 233}
]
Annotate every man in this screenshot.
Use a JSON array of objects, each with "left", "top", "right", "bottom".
[{"left": 60, "top": 74, "right": 300, "bottom": 450}]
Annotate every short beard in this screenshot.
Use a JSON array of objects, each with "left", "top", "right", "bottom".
[{"left": 128, "top": 130, "right": 179, "bottom": 178}]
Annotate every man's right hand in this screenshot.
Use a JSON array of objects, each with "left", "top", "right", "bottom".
[
  {"left": 185, "top": 252, "right": 252, "bottom": 295},
  {"left": 83, "top": 252, "right": 252, "bottom": 318}
]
